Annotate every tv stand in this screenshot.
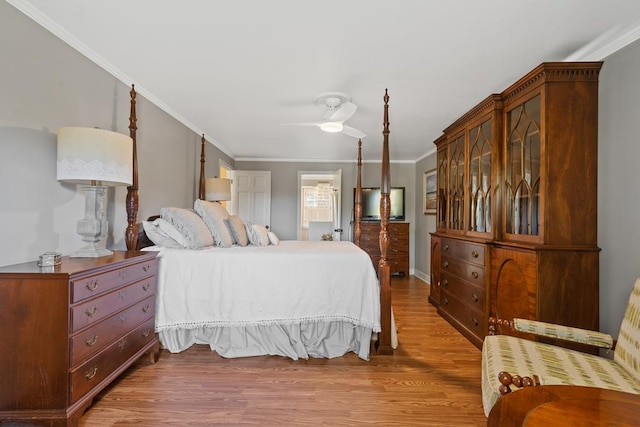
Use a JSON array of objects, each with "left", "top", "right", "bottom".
[{"left": 357, "top": 222, "right": 409, "bottom": 276}]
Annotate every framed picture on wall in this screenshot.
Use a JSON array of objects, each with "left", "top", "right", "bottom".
[{"left": 423, "top": 169, "right": 437, "bottom": 215}]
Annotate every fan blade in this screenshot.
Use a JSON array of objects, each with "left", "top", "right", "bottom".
[
  {"left": 342, "top": 125, "right": 366, "bottom": 139},
  {"left": 281, "top": 122, "right": 322, "bottom": 127},
  {"left": 329, "top": 102, "right": 357, "bottom": 122}
]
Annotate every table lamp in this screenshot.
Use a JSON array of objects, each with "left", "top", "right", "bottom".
[{"left": 57, "top": 127, "right": 133, "bottom": 257}]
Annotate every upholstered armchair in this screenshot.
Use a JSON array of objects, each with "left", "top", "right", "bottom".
[{"left": 481, "top": 276, "right": 640, "bottom": 416}]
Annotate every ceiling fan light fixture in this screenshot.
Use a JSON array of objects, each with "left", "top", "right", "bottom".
[{"left": 320, "top": 122, "right": 344, "bottom": 133}]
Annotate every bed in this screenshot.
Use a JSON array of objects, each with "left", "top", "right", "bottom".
[{"left": 125, "top": 87, "right": 395, "bottom": 360}]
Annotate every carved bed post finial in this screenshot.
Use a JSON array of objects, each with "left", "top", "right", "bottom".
[
  {"left": 125, "top": 84, "right": 139, "bottom": 250},
  {"left": 378, "top": 88, "right": 393, "bottom": 354},
  {"left": 199, "top": 134, "right": 206, "bottom": 200},
  {"left": 354, "top": 139, "right": 363, "bottom": 246}
]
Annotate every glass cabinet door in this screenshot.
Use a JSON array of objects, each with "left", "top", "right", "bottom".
[
  {"left": 436, "top": 147, "right": 448, "bottom": 229},
  {"left": 468, "top": 119, "right": 492, "bottom": 234},
  {"left": 505, "top": 95, "right": 541, "bottom": 237},
  {"left": 448, "top": 135, "right": 465, "bottom": 231}
]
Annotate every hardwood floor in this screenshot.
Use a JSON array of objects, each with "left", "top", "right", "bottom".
[{"left": 79, "top": 276, "right": 486, "bottom": 426}]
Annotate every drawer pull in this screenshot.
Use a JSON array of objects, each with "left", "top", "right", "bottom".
[
  {"left": 85, "top": 335, "right": 98, "bottom": 346},
  {"left": 143, "top": 264, "right": 151, "bottom": 272},
  {"left": 118, "top": 269, "right": 127, "bottom": 280},
  {"left": 471, "top": 293, "right": 478, "bottom": 303},
  {"left": 471, "top": 271, "right": 479, "bottom": 279},
  {"left": 143, "top": 282, "right": 151, "bottom": 291},
  {"left": 472, "top": 317, "right": 479, "bottom": 326},
  {"left": 119, "top": 289, "right": 128, "bottom": 300},
  {"left": 142, "top": 329, "right": 151, "bottom": 338},
  {"left": 443, "top": 261, "right": 449, "bottom": 268},
  {"left": 444, "top": 244, "right": 449, "bottom": 251},
  {"left": 471, "top": 250, "right": 479, "bottom": 258},
  {"left": 85, "top": 306, "right": 98, "bottom": 317},
  {"left": 85, "top": 279, "right": 98, "bottom": 292},
  {"left": 118, "top": 312, "right": 128, "bottom": 322},
  {"left": 441, "top": 279, "right": 448, "bottom": 287},
  {"left": 118, "top": 338, "right": 127, "bottom": 350},
  {"left": 442, "top": 297, "right": 449, "bottom": 305},
  {"left": 392, "top": 248, "right": 398, "bottom": 253},
  {"left": 142, "top": 304, "right": 150, "bottom": 313},
  {"left": 85, "top": 366, "right": 98, "bottom": 380}
]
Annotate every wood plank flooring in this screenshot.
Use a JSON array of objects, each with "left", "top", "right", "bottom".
[{"left": 79, "top": 276, "right": 486, "bottom": 426}]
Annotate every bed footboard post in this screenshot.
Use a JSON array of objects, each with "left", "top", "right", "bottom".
[
  {"left": 377, "top": 89, "right": 393, "bottom": 355},
  {"left": 125, "top": 84, "right": 139, "bottom": 250}
]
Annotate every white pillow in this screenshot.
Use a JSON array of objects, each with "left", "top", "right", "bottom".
[
  {"left": 142, "top": 218, "right": 185, "bottom": 248},
  {"left": 245, "top": 222, "right": 270, "bottom": 246},
  {"left": 268, "top": 231, "right": 280, "bottom": 246},
  {"left": 194, "top": 199, "right": 234, "bottom": 248},
  {"left": 160, "top": 207, "right": 213, "bottom": 249},
  {"left": 225, "top": 215, "right": 249, "bottom": 247}
]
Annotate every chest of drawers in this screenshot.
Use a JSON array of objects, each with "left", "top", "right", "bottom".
[
  {"left": 359, "top": 222, "right": 410, "bottom": 276},
  {"left": 0, "top": 251, "right": 159, "bottom": 426},
  {"left": 437, "top": 237, "right": 488, "bottom": 348}
]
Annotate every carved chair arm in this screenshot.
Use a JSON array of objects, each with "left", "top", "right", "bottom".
[
  {"left": 497, "top": 371, "right": 541, "bottom": 396},
  {"left": 488, "top": 317, "right": 615, "bottom": 350}
]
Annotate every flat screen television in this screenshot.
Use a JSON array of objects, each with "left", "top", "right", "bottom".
[{"left": 354, "top": 187, "right": 405, "bottom": 221}]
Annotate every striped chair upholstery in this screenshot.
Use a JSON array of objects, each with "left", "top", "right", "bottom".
[{"left": 481, "top": 276, "right": 640, "bottom": 416}]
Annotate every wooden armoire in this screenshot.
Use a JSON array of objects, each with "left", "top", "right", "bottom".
[{"left": 429, "top": 62, "right": 602, "bottom": 349}]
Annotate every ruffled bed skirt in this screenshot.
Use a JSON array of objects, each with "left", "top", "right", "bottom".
[{"left": 158, "top": 321, "right": 374, "bottom": 360}]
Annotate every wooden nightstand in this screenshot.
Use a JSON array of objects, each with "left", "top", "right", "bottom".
[{"left": 0, "top": 251, "right": 160, "bottom": 426}]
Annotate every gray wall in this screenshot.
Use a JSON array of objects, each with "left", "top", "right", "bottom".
[
  {"left": 598, "top": 39, "right": 640, "bottom": 337},
  {"left": 0, "top": 2, "right": 229, "bottom": 266},
  {"left": 414, "top": 153, "right": 438, "bottom": 282}
]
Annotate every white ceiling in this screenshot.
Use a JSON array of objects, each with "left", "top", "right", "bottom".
[{"left": 9, "top": 0, "right": 640, "bottom": 162}]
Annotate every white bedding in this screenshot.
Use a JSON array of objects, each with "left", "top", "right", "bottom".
[{"left": 144, "top": 240, "right": 381, "bottom": 360}]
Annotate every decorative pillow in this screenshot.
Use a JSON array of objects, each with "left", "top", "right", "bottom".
[
  {"left": 245, "top": 222, "right": 270, "bottom": 246},
  {"left": 142, "top": 218, "right": 185, "bottom": 248},
  {"left": 225, "top": 215, "right": 249, "bottom": 247},
  {"left": 160, "top": 207, "right": 213, "bottom": 249},
  {"left": 194, "top": 199, "right": 234, "bottom": 248},
  {"left": 268, "top": 231, "right": 280, "bottom": 246}
]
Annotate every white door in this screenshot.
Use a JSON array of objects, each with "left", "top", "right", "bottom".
[{"left": 235, "top": 170, "right": 271, "bottom": 228}]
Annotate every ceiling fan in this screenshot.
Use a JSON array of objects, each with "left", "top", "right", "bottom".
[{"left": 283, "top": 92, "right": 366, "bottom": 139}]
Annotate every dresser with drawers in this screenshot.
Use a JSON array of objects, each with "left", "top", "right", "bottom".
[
  {"left": 358, "top": 221, "right": 410, "bottom": 276},
  {"left": 437, "top": 237, "right": 488, "bottom": 348},
  {"left": 0, "top": 251, "right": 159, "bottom": 426}
]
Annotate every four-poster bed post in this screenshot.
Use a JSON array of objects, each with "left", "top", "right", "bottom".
[
  {"left": 377, "top": 89, "right": 393, "bottom": 354},
  {"left": 354, "top": 139, "right": 362, "bottom": 247},
  {"left": 125, "top": 84, "right": 139, "bottom": 250},
  {"left": 199, "top": 134, "right": 206, "bottom": 200}
]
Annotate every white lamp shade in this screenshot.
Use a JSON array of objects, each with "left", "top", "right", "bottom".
[
  {"left": 205, "top": 178, "right": 232, "bottom": 201},
  {"left": 57, "top": 127, "right": 133, "bottom": 186}
]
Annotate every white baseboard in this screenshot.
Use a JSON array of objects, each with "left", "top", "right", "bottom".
[{"left": 413, "top": 269, "right": 430, "bottom": 285}]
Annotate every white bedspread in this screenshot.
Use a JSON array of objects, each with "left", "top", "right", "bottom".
[{"left": 147, "top": 241, "right": 381, "bottom": 349}]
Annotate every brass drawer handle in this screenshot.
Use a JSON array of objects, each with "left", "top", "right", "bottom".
[
  {"left": 471, "top": 271, "right": 479, "bottom": 279},
  {"left": 85, "top": 366, "right": 98, "bottom": 380},
  {"left": 142, "top": 304, "right": 150, "bottom": 313},
  {"left": 85, "top": 335, "right": 98, "bottom": 346},
  {"left": 143, "top": 282, "right": 151, "bottom": 291},
  {"left": 118, "top": 269, "right": 127, "bottom": 280},
  {"left": 143, "top": 264, "right": 151, "bottom": 272},
  {"left": 443, "top": 261, "right": 449, "bottom": 268},
  {"left": 471, "top": 250, "right": 479, "bottom": 258},
  {"left": 119, "top": 289, "right": 128, "bottom": 300},
  {"left": 444, "top": 244, "right": 449, "bottom": 251},
  {"left": 472, "top": 318, "right": 479, "bottom": 326},
  {"left": 471, "top": 293, "right": 478, "bottom": 303},
  {"left": 392, "top": 248, "right": 398, "bottom": 253},
  {"left": 142, "top": 329, "right": 151, "bottom": 338},
  {"left": 118, "top": 338, "right": 127, "bottom": 350},
  {"left": 85, "top": 279, "right": 98, "bottom": 292},
  {"left": 442, "top": 297, "right": 449, "bottom": 305},
  {"left": 442, "top": 279, "right": 448, "bottom": 287},
  {"left": 85, "top": 306, "right": 98, "bottom": 317},
  {"left": 118, "top": 312, "right": 128, "bottom": 322}
]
